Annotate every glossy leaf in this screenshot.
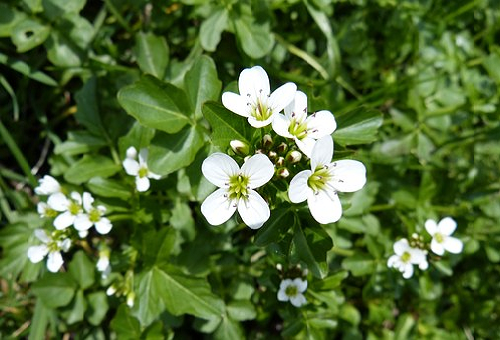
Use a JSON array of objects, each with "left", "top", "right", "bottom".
[
  {"left": 87, "top": 177, "right": 132, "bottom": 199},
  {"left": 293, "top": 224, "right": 333, "bottom": 279},
  {"left": 64, "top": 155, "right": 121, "bottom": 184},
  {"left": 32, "top": 273, "right": 77, "bottom": 308},
  {"left": 68, "top": 251, "right": 95, "bottom": 290},
  {"left": 334, "top": 108, "right": 383, "bottom": 146},
  {"left": 255, "top": 208, "right": 295, "bottom": 247},
  {"left": 134, "top": 31, "right": 169, "bottom": 79},
  {"left": 200, "top": 7, "right": 228, "bottom": 52}
]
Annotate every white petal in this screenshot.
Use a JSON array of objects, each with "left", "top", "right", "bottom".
[
  {"left": 53, "top": 211, "right": 75, "bottom": 230},
  {"left": 123, "top": 158, "right": 139, "bottom": 176},
  {"left": 290, "top": 294, "right": 306, "bottom": 307},
  {"left": 59, "top": 238, "right": 72, "bottom": 252},
  {"left": 289, "top": 91, "right": 308, "bottom": 122},
  {"left": 47, "top": 251, "right": 64, "bottom": 272},
  {"left": 78, "top": 230, "right": 89, "bottom": 238},
  {"left": 438, "top": 217, "right": 457, "bottom": 236},
  {"left": 34, "top": 175, "right": 61, "bottom": 195},
  {"left": 393, "top": 239, "right": 409, "bottom": 255},
  {"left": 307, "top": 189, "right": 342, "bottom": 224},
  {"left": 70, "top": 192, "right": 82, "bottom": 205},
  {"left": 221, "top": 92, "right": 250, "bottom": 117},
  {"left": 443, "top": 236, "right": 463, "bottom": 254},
  {"left": 27, "top": 245, "right": 49, "bottom": 263},
  {"left": 138, "top": 148, "right": 149, "bottom": 165},
  {"left": 202, "top": 153, "right": 239, "bottom": 187},
  {"left": 310, "top": 136, "right": 333, "bottom": 171},
  {"left": 305, "top": 110, "right": 337, "bottom": 138},
  {"left": 418, "top": 260, "right": 429, "bottom": 270},
  {"left": 97, "top": 257, "right": 110, "bottom": 272},
  {"left": 387, "top": 254, "right": 399, "bottom": 268},
  {"left": 37, "top": 202, "right": 48, "bottom": 217},
  {"left": 277, "top": 289, "right": 289, "bottom": 302},
  {"left": 239, "top": 66, "right": 270, "bottom": 98},
  {"left": 247, "top": 115, "right": 275, "bottom": 128},
  {"left": 330, "top": 160, "right": 367, "bottom": 192},
  {"left": 126, "top": 146, "right": 137, "bottom": 159},
  {"left": 295, "top": 137, "right": 316, "bottom": 158},
  {"left": 279, "top": 278, "right": 293, "bottom": 290},
  {"left": 95, "top": 218, "right": 113, "bottom": 235},
  {"left": 136, "top": 176, "right": 150, "bottom": 192},
  {"left": 201, "top": 188, "right": 237, "bottom": 226},
  {"left": 424, "top": 219, "right": 438, "bottom": 236},
  {"left": 237, "top": 190, "right": 270, "bottom": 229},
  {"left": 288, "top": 170, "right": 312, "bottom": 203},
  {"left": 82, "top": 192, "right": 94, "bottom": 212},
  {"left": 73, "top": 214, "right": 93, "bottom": 231},
  {"left": 47, "top": 192, "right": 69, "bottom": 212},
  {"left": 430, "top": 239, "right": 445, "bottom": 256},
  {"left": 148, "top": 171, "right": 161, "bottom": 180},
  {"left": 401, "top": 264, "right": 414, "bottom": 279},
  {"left": 271, "top": 114, "right": 293, "bottom": 138},
  {"left": 293, "top": 278, "right": 307, "bottom": 293},
  {"left": 268, "top": 82, "right": 297, "bottom": 114},
  {"left": 34, "top": 229, "right": 50, "bottom": 243},
  {"left": 241, "top": 154, "right": 274, "bottom": 189}
]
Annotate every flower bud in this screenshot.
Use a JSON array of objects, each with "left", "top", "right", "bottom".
[
  {"left": 262, "top": 134, "right": 273, "bottom": 149},
  {"left": 276, "top": 142, "right": 288, "bottom": 154},
  {"left": 106, "top": 285, "right": 117, "bottom": 296},
  {"left": 230, "top": 140, "right": 250, "bottom": 156},
  {"left": 126, "top": 146, "right": 137, "bottom": 159},
  {"left": 286, "top": 150, "right": 302, "bottom": 164},
  {"left": 268, "top": 150, "right": 277, "bottom": 160},
  {"left": 126, "top": 292, "right": 135, "bottom": 307},
  {"left": 275, "top": 156, "right": 285, "bottom": 167},
  {"left": 277, "top": 168, "right": 290, "bottom": 178}
]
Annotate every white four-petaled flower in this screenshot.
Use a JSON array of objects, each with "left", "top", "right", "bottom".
[
  {"left": 47, "top": 192, "right": 83, "bottom": 230},
  {"left": 272, "top": 91, "right": 337, "bottom": 157},
  {"left": 387, "top": 238, "right": 428, "bottom": 279},
  {"left": 222, "top": 66, "right": 297, "bottom": 128},
  {"left": 201, "top": 153, "right": 274, "bottom": 229},
  {"left": 425, "top": 217, "right": 463, "bottom": 256},
  {"left": 288, "top": 136, "right": 366, "bottom": 224},
  {"left": 27, "top": 229, "right": 71, "bottom": 272},
  {"left": 34, "top": 175, "right": 61, "bottom": 196},
  {"left": 123, "top": 147, "right": 161, "bottom": 192},
  {"left": 74, "top": 192, "right": 113, "bottom": 235},
  {"left": 277, "top": 278, "right": 307, "bottom": 307}
]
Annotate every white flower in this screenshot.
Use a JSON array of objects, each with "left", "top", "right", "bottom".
[
  {"left": 222, "top": 66, "right": 297, "bottom": 128},
  {"left": 277, "top": 278, "right": 307, "bottom": 307},
  {"left": 123, "top": 147, "right": 161, "bottom": 192},
  {"left": 96, "top": 250, "right": 111, "bottom": 278},
  {"left": 74, "top": 192, "right": 113, "bottom": 235},
  {"left": 48, "top": 192, "right": 83, "bottom": 230},
  {"left": 34, "top": 175, "right": 61, "bottom": 196},
  {"left": 288, "top": 136, "right": 366, "bottom": 224},
  {"left": 272, "top": 91, "right": 337, "bottom": 157},
  {"left": 27, "top": 229, "right": 71, "bottom": 272},
  {"left": 425, "top": 217, "right": 463, "bottom": 256},
  {"left": 387, "top": 238, "right": 428, "bottom": 279},
  {"left": 201, "top": 153, "right": 274, "bottom": 229},
  {"left": 37, "top": 202, "right": 58, "bottom": 219}
]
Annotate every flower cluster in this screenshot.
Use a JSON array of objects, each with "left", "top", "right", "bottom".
[
  {"left": 388, "top": 217, "right": 463, "bottom": 278},
  {"left": 28, "top": 175, "right": 113, "bottom": 272},
  {"left": 201, "top": 65, "right": 366, "bottom": 228}
]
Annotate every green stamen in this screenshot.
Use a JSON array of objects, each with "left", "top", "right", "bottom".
[
  {"left": 227, "top": 174, "right": 250, "bottom": 201},
  {"left": 250, "top": 98, "right": 272, "bottom": 121},
  {"left": 434, "top": 233, "right": 444, "bottom": 243},
  {"left": 307, "top": 166, "right": 332, "bottom": 193},
  {"left": 138, "top": 166, "right": 149, "bottom": 178},
  {"left": 285, "top": 285, "right": 298, "bottom": 297},
  {"left": 89, "top": 208, "right": 102, "bottom": 223},
  {"left": 288, "top": 117, "right": 308, "bottom": 139},
  {"left": 401, "top": 251, "right": 411, "bottom": 263},
  {"left": 69, "top": 201, "right": 81, "bottom": 215}
]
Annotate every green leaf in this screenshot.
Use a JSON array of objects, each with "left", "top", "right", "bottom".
[
  {"left": 42, "top": 0, "right": 86, "bottom": 21},
  {"left": 293, "top": 224, "right": 333, "bottom": 279},
  {"left": 0, "top": 4, "right": 27, "bottom": 38},
  {"left": 0, "top": 52, "right": 57, "bottom": 86},
  {"left": 232, "top": 4, "right": 274, "bottom": 59},
  {"left": 117, "top": 75, "right": 192, "bottom": 134},
  {"left": 28, "top": 300, "right": 51, "bottom": 340},
  {"left": 200, "top": 7, "right": 228, "bottom": 51},
  {"left": 55, "top": 131, "right": 107, "bottom": 156},
  {"left": 255, "top": 208, "right": 295, "bottom": 246},
  {"left": 118, "top": 121, "right": 156, "bottom": 155},
  {"left": 75, "top": 77, "right": 104, "bottom": 136},
  {"left": 110, "top": 305, "right": 142, "bottom": 339},
  {"left": 214, "top": 316, "right": 244, "bottom": 340},
  {"left": 142, "top": 228, "right": 176, "bottom": 267},
  {"left": 0, "top": 222, "right": 32, "bottom": 279},
  {"left": 11, "top": 18, "right": 50, "bottom": 53},
  {"left": 226, "top": 300, "right": 256, "bottom": 321},
  {"left": 482, "top": 52, "right": 500, "bottom": 84},
  {"left": 134, "top": 31, "right": 169, "bottom": 79},
  {"left": 311, "top": 270, "right": 348, "bottom": 291},
  {"left": 132, "top": 267, "right": 167, "bottom": 326},
  {"left": 202, "top": 101, "right": 253, "bottom": 148},
  {"left": 184, "top": 55, "right": 222, "bottom": 120},
  {"left": 32, "top": 272, "right": 77, "bottom": 308},
  {"left": 334, "top": 108, "right": 383, "bottom": 146},
  {"left": 64, "top": 155, "right": 121, "bottom": 184},
  {"left": 64, "top": 289, "right": 86, "bottom": 324},
  {"left": 87, "top": 177, "right": 132, "bottom": 199},
  {"left": 86, "top": 292, "right": 109, "bottom": 326},
  {"left": 148, "top": 125, "right": 205, "bottom": 176},
  {"left": 45, "top": 30, "right": 82, "bottom": 67},
  {"left": 68, "top": 251, "right": 95, "bottom": 290},
  {"left": 341, "top": 253, "right": 375, "bottom": 276}
]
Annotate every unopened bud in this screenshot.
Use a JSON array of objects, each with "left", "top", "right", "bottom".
[
  {"left": 277, "top": 142, "right": 288, "bottom": 154},
  {"left": 106, "top": 285, "right": 117, "bottom": 296},
  {"left": 230, "top": 140, "right": 250, "bottom": 156},
  {"left": 268, "top": 150, "right": 277, "bottom": 160},
  {"left": 276, "top": 263, "right": 283, "bottom": 271},
  {"left": 262, "top": 134, "right": 273, "bottom": 149},
  {"left": 126, "top": 292, "right": 135, "bottom": 307},
  {"left": 286, "top": 150, "right": 302, "bottom": 164},
  {"left": 126, "top": 146, "right": 137, "bottom": 159},
  {"left": 275, "top": 156, "right": 285, "bottom": 167},
  {"left": 277, "top": 168, "right": 290, "bottom": 178}
]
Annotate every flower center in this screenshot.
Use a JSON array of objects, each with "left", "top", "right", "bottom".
[
  {"left": 88, "top": 208, "right": 102, "bottom": 223},
  {"left": 434, "top": 232, "right": 444, "bottom": 243},
  {"left": 401, "top": 251, "right": 411, "bottom": 263},
  {"left": 69, "top": 200, "right": 82, "bottom": 215},
  {"left": 45, "top": 207, "right": 58, "bottom": 218},
  {"left": 138, "top": 166, "right": 149, "bottom": 178},
  {"left": 288, "top": 117, "right": 309, "bottom": 140},
  {"left": 227, "top": 174, "right": 250, "bottom": 201},
  {"left": 285, "top": 284, "right": 298, "bottom": 297},
  {"left": 248, "top": 92, "right": 272, "bottom": 121},
  {"left": 307, "top": 166, "right": 332, "bottom": 193}
]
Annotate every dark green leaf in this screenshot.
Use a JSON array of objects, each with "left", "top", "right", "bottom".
[
  {"left": 0, "top": 52, "right": 57, "bottom": 86},
  {"left": 68, "top": 251, "right": 95, "bottom": 290},
  {"left": 142, "top": 228, "right": 176, "bottom": 267},
  {"left": 55, "top": 131, "right": 107, "bottom": 156},
  {"left": 86, "top": 292, "right": 109, "bottom": 326},
  {"left": 255, "top": 208, "right": 295, "bottom": 247},
  {"left": 293, "top": 224, "right": 333, "bottom": 279},
  {"left": 87, "top": 177, "right": 132, "bottom": 199},
  {"left": 64, "top": 155, "right": 121, "bottom": 184},
  {"left": 117, "top": 75, "right": 192, "bottom": 134},
  {"left": 334, "top": 108, "right": 383, "bottom": 146},
  {"left": 134, "top": 31, "right": 169, "bottom": 79},
  {"left": 75, "top": 77, "right": 104, "bottom": 136},
  {"left": 0, "top": 4, "right": 27, "bottom": 38},
  {"left": 214, "top": 315, "right": 244, "bottom": 340},
  {"left": 64, "top": 289, "right": 86, "bottom": 324},
  {"left": 200, "top": 7, "right": 228, "bottom": 51},
  {"left": 32, "top": 272, "right": 77, "bottom": 308},
  {"left": 110, "top": 304, "right": 142, "bottom": 339}
]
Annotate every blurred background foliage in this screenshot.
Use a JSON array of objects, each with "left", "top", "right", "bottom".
[{"left": 0, "top": 0, "right": 499, "bottom": 338}]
